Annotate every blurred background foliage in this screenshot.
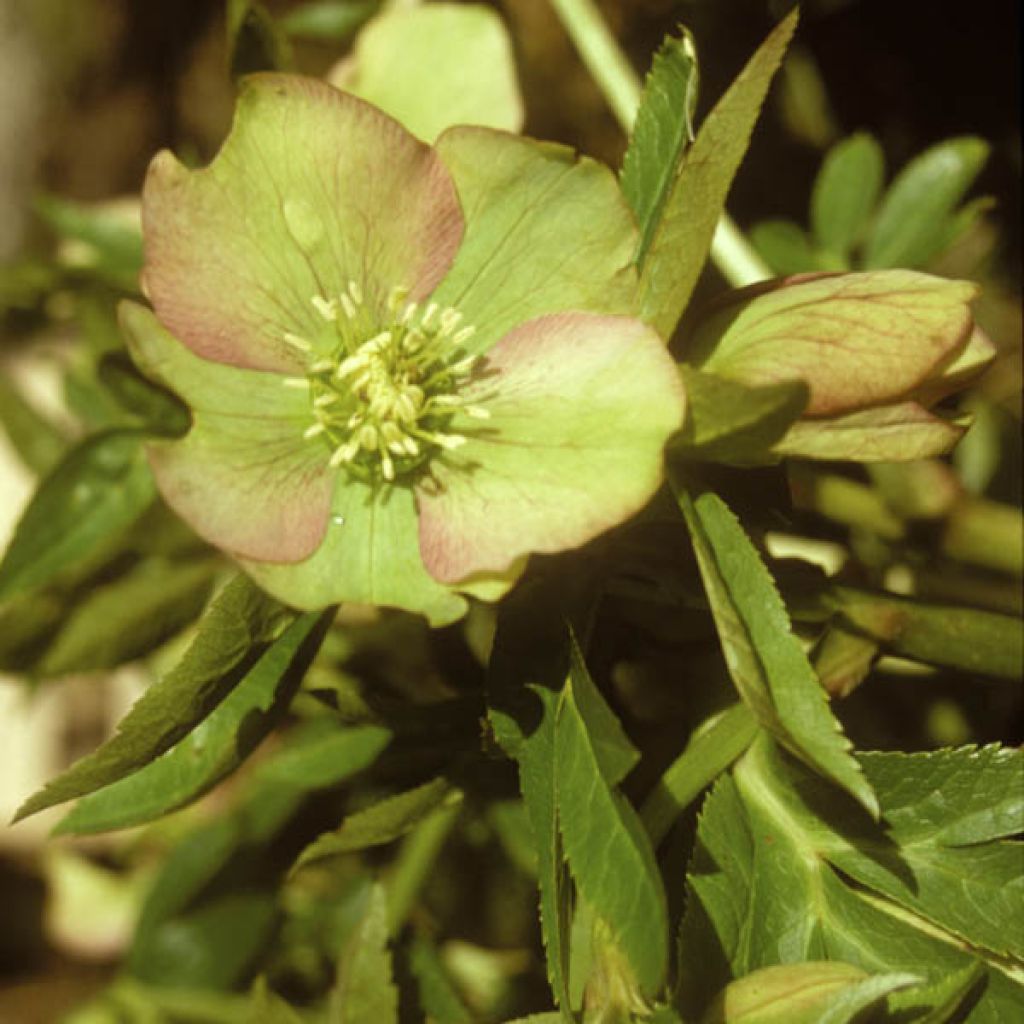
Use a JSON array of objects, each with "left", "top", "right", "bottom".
[{"left": 0, "top": 0, "right": 1020, "bottom": 1021}]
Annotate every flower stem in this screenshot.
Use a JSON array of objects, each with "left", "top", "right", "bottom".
[{"left": 548, "top": 0, "right": 772, "bottom": 288}]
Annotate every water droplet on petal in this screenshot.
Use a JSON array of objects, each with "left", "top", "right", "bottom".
[{"left": 331, "top": 514, "right": 346, "bottom": 526}]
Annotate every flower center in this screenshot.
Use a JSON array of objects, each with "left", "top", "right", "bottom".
[{"left": 282, "top": 281, "right": 488, "bottom": 483}]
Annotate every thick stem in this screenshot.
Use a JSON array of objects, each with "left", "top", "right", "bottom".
[{"left": 548, "top": 0, "right": 772, "bottom": 287}]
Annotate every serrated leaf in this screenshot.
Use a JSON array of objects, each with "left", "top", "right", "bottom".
[
  {"left": 884, "top": 961, "right": 986, "bottom": 1024},
  {"left": 676, "top": 735, "right": 1024, "bottom": 1021},
  {"left": 814, "top": 972, "right": 920, "bottom": 1024},
  {"left": 674, "top": 485, "right": 878, "bottom": 817},
  {"left": 555, "top": 637, "right": 668, "bottom": 997},
  {"left": 486, "top": 584, "right": 579, "bottom": 1013},
  {"left": 295, "top": 777, "right": 460, "bottom": 869},
  {"left": 864, "top": 137, "right": 989, "bottom": 269},
  {"left": 36, "top": 557, "right": 215, "bottom": 677},
  {"left": 638, "top": 10, "right": 797, "bottom": 337},
  {"left": 0, "top": 430, "right": 156, "bottom": 601},
  {"left": 810, "top": 133, "right": 885, "bottom": 259},
  {"left": 620, "top": 26, "right": 699, "bottom": 269},
  {"left": 671, "top": 733, "right": 1024, "bottom": 1019},
  {"left": 226, "top": 0, "right": 292, "bottom": 79},
  {"left": 54, "top": 608, "right": 330, "bottom": 835},
  {"left": 14, "top": 574, "right": 293, "bottom": 822},
  {"left": 331, "top": 884, "right": 398, "bottom": 1024},
  {"left": 673, "top": 367, "right": 808, "bottom": 465},
  {"left": 857, "top": 746, "right": 1024, "bottom": 847}
]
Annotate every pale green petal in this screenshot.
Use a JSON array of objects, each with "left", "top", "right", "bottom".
[
  {"left": 120, "top": 302, "right": 333, "bottom": 563},
  {"left": 242, "top": 479, "right": 467, "bottom": 625},
  {"left": 689, "top": 270, "right": 977, "bottom": 416},
  {"left": 142, "top": 74, "right": 462, "bottom": 373},
  {"left": 417, "top": 313, "right": 685, "bottom": 582},
  {"left": 774, "top": 402, "right": 966, "bottom": 461},
  {"left": 430, "top": 128, "right": 641, "bottom": 355},
  {"left": 333, "top": 4, "right": 523, "bottom": 143}
]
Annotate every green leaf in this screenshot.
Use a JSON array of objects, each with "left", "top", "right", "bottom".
[
  {"left": 640, "top": 704, "right": 759, "bottom": 849},
  {"left": 295, "top": 778, "right": 461, "bottom": 868},
  {"left": 253, "top": 722, "right": 391, "bottom": 789},
  {"left": 825, "top": 586, "right": 1024, "bottom": 682},
  {"left": 555, "top": 636, "right": 668, "bottom": 997},
  {"left": 813, "top": 972, "right": 921, "bottom": 1024},
  {"left": 338, "top": 3, "right": 522, "bottom": 142},
  {"left": 0, "top": 430, "right": 155, "bottom": 601},
  {"left": 331, "top": 884, "right": 398, "bottom": 1024},
  {"left": 864, "top": 137, "right": 989, "bottom": 269},
  {"left": 407, "top": 935, "right": 474, "bottom": 1024},
  {"left": 638, "top": 10, "right": 798, "bottom": 337},
  {"left": 35, "top": 193, "right": 143, "bottom": 290},
  {"left": 673, "top": 367, "right": 808, "bottom": 465},
  {"left": 281, "top": 1, "right": 378, "bottom": 41},
  {"left": 810, "top": 133, "right": 885, "bottom": 259},
  {"left": 54, "top": 608, "right": 330, "bottom": 835},
  {"left": 675, "top": 735, "right": 1024, "bottom": 1021},
  {"left": 0, "top": 375, "right": 69, "bottom": 476},
  {"left": 749, "top": 220, "right": 819, "bottom": 276},
  {"left": 884, "top": 961, "right": 986, "bottom": 1024},
  {"left": 856, "top": 745, "right": 1024, "bottom": 848},
  {"left": 35, "top": 557, "right": 215, "bottom": 677},
  {"left": 97, "top": 352, "right": 190, "bottom": 436},
  {"left": 14, "top": 575, "right": 293, "bottom": 821},
  {"left": 226, "top": 0, "right": 292, "bottom": 79},
  {"left": 486, "top": 583, "right": 579, "bottom": 1013},
  {"left": 674, "top": 485, "right": 878, "bottom": 817},
  {"left": 620, "top": 26, "right": 699, "bottom": 269}
]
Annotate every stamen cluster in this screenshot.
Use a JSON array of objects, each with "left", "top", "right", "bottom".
[{"left": 282, "top": 282, "right": 489, "bottom": 482}]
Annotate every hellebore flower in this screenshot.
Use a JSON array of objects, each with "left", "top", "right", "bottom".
[
  {"left": 683, "top": 270, "right": 994, "bottom": 462},
  {"left": 120, "top": 75, "right": 685, "bottom": 625}
]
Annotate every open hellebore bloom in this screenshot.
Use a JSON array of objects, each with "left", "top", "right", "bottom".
[
  {"left": 684, "top": 270, "right": 994, "bottom": 462},
  {"left": 120, "top": 75, "right": 685, "bottom": 624}
]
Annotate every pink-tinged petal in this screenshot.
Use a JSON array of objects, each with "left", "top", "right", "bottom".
[
  {"left": 688, "top": 271, "right": 977, "bottom": 416},
  {"left": 142, "top": 74, "right": 463, "bottom": 373},
  {"left": 773, "top": 402, "right": 966, "bottom": 462},
  {"left": 242, "top": 478, "right": 468, "bottom": 625},
  {"left": 416, "top": 313, "right": 685, "bottom": 583},
  {"left": 429, "top": 127, "right": 641, "bottom": 357},
  {"left": 120, "top": 302, "right": 332, "bottom": 562}
]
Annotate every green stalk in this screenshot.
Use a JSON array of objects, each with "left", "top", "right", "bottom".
[{"left": 548, "top": 0, "right": 772, "bottom": 287}]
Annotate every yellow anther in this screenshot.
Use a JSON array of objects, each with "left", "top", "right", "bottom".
[
  {"left": 420, "top": 302, "right": 438, "bottom": 328},
  {"left": 358, "top": 424, "right": 378, "bottom": 451},
  {"left": 309, "top": 358, "right": 335, "bottom": 373},
  {"left": 311, "top": 296, "right": 337, "bottom": 321},
  {"left": 464, "top": 405, "right": 491, "bottom": 420},
  {"left": 282, "top": 377, "right": 311, "bottom": 389},
  {"left": 303, "top": 422, "right": 326, "bottom": 439},
  {"left": 283, "top": 331, "right": 313, "bottom": 352},
  {"left": 347, "top": 280, "right": 363, "bottom": 304},
  {"left": 399, "top": 302, "right": 418, "bottom": 326},
  {"left": 364, "top": 330, "right": 393, "bottom": 352},
  {"left": 381, "top": 450, "right": 395, "bottom": 481},
  {"left": 387, "top": 284, "right": 410, "bottom": 311},
  {"left": 340, "top": 293, "right": 357, "bottom": 320},
  {"left": 314, "top": 393, "right": 339, "bottom": 407},
  {"left": 439, "top": 308, "right": 462, "bottom": 335},
  {"left": 329, "top": 440, "right": 359, "bottom": 467},
  {"left": 452, "top": 326, "right": 476, "bottom": 346}
]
